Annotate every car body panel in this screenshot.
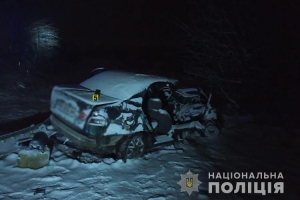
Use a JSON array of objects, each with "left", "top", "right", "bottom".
[
  {"left": 50, "top": 85, "right": 120, "bottom": 130},
  {"left": 80, "top": 70, "right": 177, "bottom": 100},
  {"left": 86, "top": 97, "right": 152, "bottom": 137},
  {"left": 49, "top": 69, "right": 220, "bottom": 155}
]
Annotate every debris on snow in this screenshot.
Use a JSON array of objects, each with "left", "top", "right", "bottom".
[{"left": 18, "top": 147, "right": 50, "bottom": 169}]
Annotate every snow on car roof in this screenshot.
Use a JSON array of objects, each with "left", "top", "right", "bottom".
[{"left": 80, "top": 70, "right": 177, "bottom": 100}]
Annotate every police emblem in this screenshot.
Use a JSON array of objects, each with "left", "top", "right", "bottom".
[{"left": 177, "top": 170, "right": 202, "bottom": 196}]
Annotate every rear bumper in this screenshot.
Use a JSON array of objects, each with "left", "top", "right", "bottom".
[
  {"left": 50, "top": 114, "right": 97, "bottom": 151},
  {"left": 50, "top": 114, "right": 123, "bottom": 154}
]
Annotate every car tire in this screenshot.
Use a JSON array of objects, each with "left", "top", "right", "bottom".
[
  {"left": 204, "top": 121, "right": 221, "bottom": 137},
  {"left": 116, "top": 132, "right": 148, "bottom": 162}
]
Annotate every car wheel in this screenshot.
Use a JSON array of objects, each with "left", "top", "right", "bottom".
[
  {"left": 116, "top": 133, "right": 147, "bottom": 162},
  {"left": 204, "top": 121, "right": 221, "bottom": 137}
]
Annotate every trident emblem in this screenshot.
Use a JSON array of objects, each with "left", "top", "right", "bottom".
[
  {"left": 186, "top": 178, "right": 193, "bottom": 188},
  {"left": 178, "top": 170, "right": 202, "bottom": 195}
]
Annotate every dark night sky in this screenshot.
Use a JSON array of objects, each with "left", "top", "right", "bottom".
[
  {"left": 0, "top": 0, "right": 189, "bottom": 48},
  {"left": 1, "top": 0, "right": 298, "bottom": 54},
  {"left": 0, "top": 0, "right": 299, "bottom": 109}
]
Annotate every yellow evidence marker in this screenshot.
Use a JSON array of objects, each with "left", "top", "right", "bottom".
[{"left": 93, "top": 89, "right": 101, "bottom": 101}]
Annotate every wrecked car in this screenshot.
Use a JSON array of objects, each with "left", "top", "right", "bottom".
[{"left": 50, "top": 68, "right": 221, "bottom": 161}]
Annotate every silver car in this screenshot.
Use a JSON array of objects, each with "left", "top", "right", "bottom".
[{"left": 50, "top": 68, "right": 221, "bottom": 161}]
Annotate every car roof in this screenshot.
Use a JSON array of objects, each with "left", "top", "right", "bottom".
[{"left": 80, "top": 70, "right": 178, "bottom": 100}]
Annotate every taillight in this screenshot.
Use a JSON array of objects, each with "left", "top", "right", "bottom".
[
  {"left": 87, "top": 109, "right": 109, "bottom": 126},
  {"left": 79, "top": 111, "right": 87, "bottom": 120}
]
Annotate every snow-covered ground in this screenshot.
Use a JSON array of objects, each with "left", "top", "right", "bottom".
[
  {"left": 0, "top": 142, "right": 215, "bottom": 200},
  {"left": 0, "top": 69, "right": 299, "bottom": 200},
  {"left": 0, "top": 122, "right": 299, "bottom": 200}
]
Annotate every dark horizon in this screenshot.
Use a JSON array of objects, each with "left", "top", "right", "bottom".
[
  {"left": 1, "top": 1, "right": 298, "bottom": 57},
  {"left": 0, "top": 0, "right": 299, "bottom": 116}
]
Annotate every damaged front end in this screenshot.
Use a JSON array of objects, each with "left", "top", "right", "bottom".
[{"left": 169, "top": 91, "right": 221, "bottom": 139}]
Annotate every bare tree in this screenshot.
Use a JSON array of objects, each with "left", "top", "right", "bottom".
[{"left": 176, "top": 0, "right": 257, "bottom": 111}]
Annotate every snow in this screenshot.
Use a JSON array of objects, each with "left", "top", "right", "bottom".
[
  {"left": 104, "top": 121, "right": 144, "bottom": 136},
  {"left": 80, "top": 70, "right": 177, "bottom": 100},
  {"left": 0, "top": 68, "right": 299, "bottom": 199},
  {"left": 0, "top": 144, "right": 208, "bottom": 200},
  {"left": 0, "top": 124, "right": 299, "bottom": 200},
  {"left": 0, "top": 124, "right": 56, "bottom": 157},
  {"left": 54, "top": 86, "right": 120, "bottom": 105},
  {"left": 122, "top": 97, "right": 143, "bottom": 111},
  {"left": 1, "top": 119, "right": 300, "bottom": 199}
]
